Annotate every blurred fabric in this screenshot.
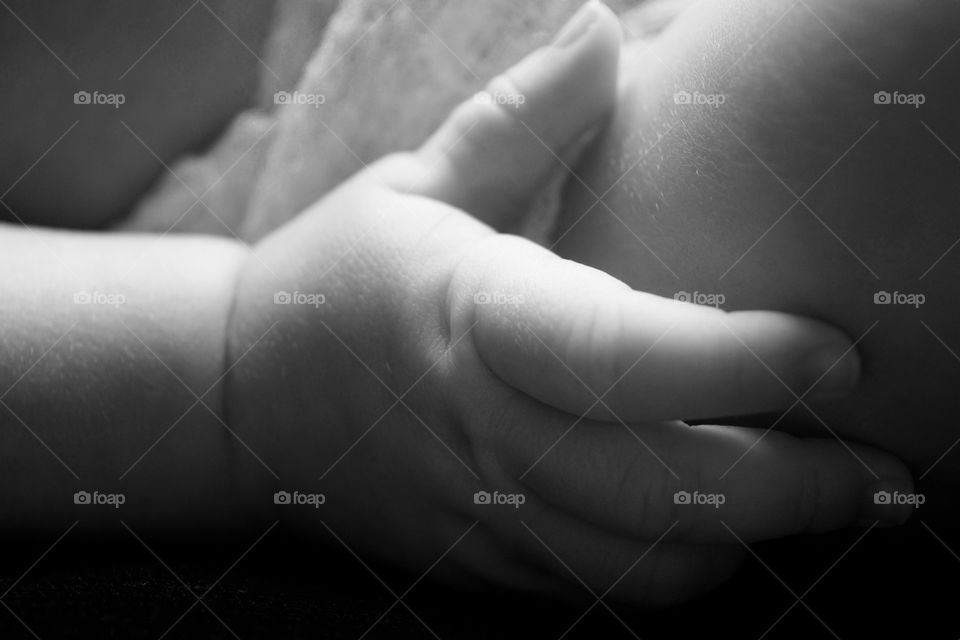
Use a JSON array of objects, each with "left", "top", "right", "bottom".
[{"left": 120, "top": 0, "right": 694, "bottom": 241}]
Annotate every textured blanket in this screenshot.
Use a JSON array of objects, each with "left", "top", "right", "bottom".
[{"left": 119, "top": 0, "right": 689, "bottom": 241}]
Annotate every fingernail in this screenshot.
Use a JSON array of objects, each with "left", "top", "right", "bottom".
[
  {"left": 859, "top": 479, "right": 918, "bottom": 527},
  {"left": 552, "top": 1, "right": 602, "bottom": 48},
  {"left": 806, "top": 345, "right": 860, "bottom": 399}
]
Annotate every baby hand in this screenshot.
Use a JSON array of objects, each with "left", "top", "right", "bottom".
[{"left": 225, "top": 2, "right": 913, "bottom": 605}]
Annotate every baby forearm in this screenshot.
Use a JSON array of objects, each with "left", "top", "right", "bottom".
[{"left": 0, "top": 224, "right": 267, "bottom": 534}]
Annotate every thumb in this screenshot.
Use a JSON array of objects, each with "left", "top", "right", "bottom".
[{"left": 380, "top": 0, "right": 621, "bottom": 229}]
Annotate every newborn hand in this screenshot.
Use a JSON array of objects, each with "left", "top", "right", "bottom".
[{"left": 225, "top": 2, "right": 913, "bottom": 605}]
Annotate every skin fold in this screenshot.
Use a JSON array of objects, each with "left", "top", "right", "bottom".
[{"left": 555, "top": 0, "right": 960, "bottom": 519}]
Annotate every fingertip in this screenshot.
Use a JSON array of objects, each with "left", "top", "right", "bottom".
[
  {"left": 788, "top": 438, "right": 916, "bottom": 535},
  {"left": 717, "top": 310, "right": 865, "bottom": 405},
  {"left": 848, "top": 444, "right": 916, "bottom": 527},
  {"left": 503, "top": 1, "right": 622, "bottom": 130}
]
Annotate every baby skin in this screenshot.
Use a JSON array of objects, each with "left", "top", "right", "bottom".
[{"left": 0, "top": 2, "right": 913, "bottom": 605}]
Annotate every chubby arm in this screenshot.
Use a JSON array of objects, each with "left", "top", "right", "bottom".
[{"left": 0, "top": 225, "right": 271, "bottom": 534}]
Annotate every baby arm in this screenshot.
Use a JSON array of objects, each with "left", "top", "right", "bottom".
[{"left": 0, "top": 226, "right": 264, "bottom": 533}]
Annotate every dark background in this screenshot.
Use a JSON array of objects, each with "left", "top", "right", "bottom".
[{"left": 1, "top": 522, "right": 955, "bottom": 639}]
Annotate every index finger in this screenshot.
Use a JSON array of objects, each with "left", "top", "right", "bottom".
[{"left": 452, "top": 234, "right": 860, "bottom": 423}]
